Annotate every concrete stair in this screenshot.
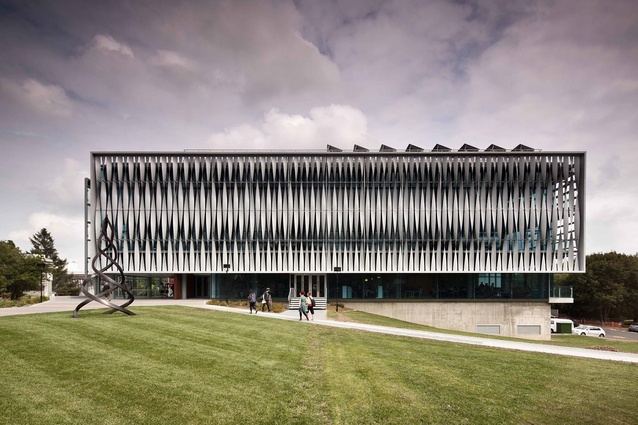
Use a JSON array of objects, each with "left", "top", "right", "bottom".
[{"left": 288, "top": 297, "right": 327, "bottom": 310}]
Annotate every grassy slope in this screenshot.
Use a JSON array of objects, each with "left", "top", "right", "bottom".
[
  {"left": 332, "top": 310, "right": 638, "bottom": 354},
  {"left": 0, "top": 306, "right": 636, "bottom": 425}
]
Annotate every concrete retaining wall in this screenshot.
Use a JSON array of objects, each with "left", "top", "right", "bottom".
[{"left": 342, "top": 300, "right": 551, "bottom": 340}]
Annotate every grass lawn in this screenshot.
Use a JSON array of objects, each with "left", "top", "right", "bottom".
[
  {"left": 330, "top": 310, "right": 638, "bottom": 354},
  {"left": 1, "top": 306, "right": 637, "bottom": 425}
]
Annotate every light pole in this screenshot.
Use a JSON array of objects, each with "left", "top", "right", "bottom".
[
  {"left": 38, "top": 262, "right": 46, "bottom": 303},
  {"left": 334, "top": 266, "right": 341, "bottom": 312}
]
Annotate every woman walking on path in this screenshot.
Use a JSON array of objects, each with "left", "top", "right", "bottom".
[
  {"left": 298, "top": 291, "right": 310, "bottom": 321},
  {"left": 261, "top": 287, "right": 272, "bottom": 312},
  {"left": 247, "top": 289, "right": 258, "bottom": 314},
  {"left": 306, "top": 291, "right": 315, "bottom": 320}
]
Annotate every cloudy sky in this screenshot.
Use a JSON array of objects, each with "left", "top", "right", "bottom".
[{"left": 1, "top": 0, "right": 637, "bottom": 271}]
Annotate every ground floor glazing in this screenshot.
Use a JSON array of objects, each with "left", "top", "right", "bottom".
[{"left": 99, "top": 272, "right": 553, "bottom": 301}]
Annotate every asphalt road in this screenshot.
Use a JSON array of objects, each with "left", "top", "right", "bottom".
[{"left": 604, "top": 327, "right": 638, "bottom": 341}]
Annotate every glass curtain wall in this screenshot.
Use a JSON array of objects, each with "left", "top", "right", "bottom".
[
  {"left": 216, "top": 273, "right": 289, "bottom": 299},
  {"left": 107, "top": 275, "right": 172, "bottom": 298},
  {"left": 328, "top": 273, "right": 550, "bottom": 300}
]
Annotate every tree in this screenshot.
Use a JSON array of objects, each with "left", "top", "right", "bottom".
[
  {"left": 620, "top": 256, "right": 638, "bottom": 320},
  {"left": 0, "top": 241, "right": 41, "bottom": 299},
  {"left": 557, "top": 252, "right": 638, "bottom": 322},
  {"left": 29, "top": 228, "right": 74, "bottom": 294},
  {"left": 29, "top": 228, "right": 59, "bottom": 259}
]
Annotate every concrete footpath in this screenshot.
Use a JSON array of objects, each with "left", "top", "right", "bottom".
[{"left": 3, "top": 296, "right": 638, "bottom": 364}]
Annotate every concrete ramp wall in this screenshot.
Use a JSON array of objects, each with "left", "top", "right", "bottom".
[{"left": 343, "top": 301, "right": 551, "bottom": 340}]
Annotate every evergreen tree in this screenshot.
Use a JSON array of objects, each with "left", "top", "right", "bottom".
[
  {"left": 29, "top": 228, "right": 74, "bottom": 294},
  {"left": 29, "top": 228, "right": 59, "bottom": 259}
]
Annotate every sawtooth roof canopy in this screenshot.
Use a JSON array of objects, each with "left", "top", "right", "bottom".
[{"left": 327, "top": 144, "right": 539, "bottom": 153}]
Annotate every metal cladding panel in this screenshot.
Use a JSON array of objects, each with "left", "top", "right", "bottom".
[{"left": 90, "top": 152, "right": 585, "bottom": 273}]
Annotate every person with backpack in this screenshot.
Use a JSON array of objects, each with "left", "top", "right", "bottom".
[
  {"left": 306, "top": 291, "right": 315, "bottom": 320},
  {"left": 298, "top": 291, "right": 310, "bottom": 321},
  {"left": 247, "top": 288, "right": 258, "bottom": 314},
  {"left": 261, "top": 287, "right": 272, "bottom": 312}
]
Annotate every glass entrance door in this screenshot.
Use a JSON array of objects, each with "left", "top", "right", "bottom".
[
  {"left": 292, "top": 275, "right": 326, "bottom": 297},
  {"left": 194, "top": 275, "right": 210, "bottom": 298}
]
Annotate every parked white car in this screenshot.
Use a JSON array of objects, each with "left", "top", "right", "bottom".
[{"left": 572, "top": 325, "right": 605, "bottom": 337}]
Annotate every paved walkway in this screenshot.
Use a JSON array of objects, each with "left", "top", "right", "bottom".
[{"left": 3, "top": 296, "right": 638, "bottom": 364}]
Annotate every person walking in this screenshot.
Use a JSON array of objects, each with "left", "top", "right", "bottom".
[
  {"left": 247, "top": 288, "right": 258, "bottom": 314},
  {"left": 261, "top": 287, "right": 272, "bottom": 312},
  {"left": 299, "top": 291, "right": 310, "bottom": 321},
  {"left": 122, "top": 280, "right": 131, "bottom": 299},
  {"left": 306, "top": 291, "right": 315, "bottom": 320},
  {"left": 103, "top": 281, "right": 111, "bottom": 301}
]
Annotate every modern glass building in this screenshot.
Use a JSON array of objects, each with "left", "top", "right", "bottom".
[{"left": 87, "top": 145, "right": 585, "bottom": 338}]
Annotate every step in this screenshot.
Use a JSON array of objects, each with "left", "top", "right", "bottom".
[{"left": 288, "top": 297, "right": 327, "bottom": 310}]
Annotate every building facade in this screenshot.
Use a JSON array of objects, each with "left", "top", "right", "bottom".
[{"left": 87, "top": 146, "right": 585, "bottom": 339}]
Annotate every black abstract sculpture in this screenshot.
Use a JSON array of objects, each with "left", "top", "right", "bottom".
[{"left": 74, "top": 216, "right": 135, "bottom": 318}]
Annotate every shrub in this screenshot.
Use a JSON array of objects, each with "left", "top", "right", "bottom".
[
  {"left": 54, "top": 284, "right": 81, "bottom": 296},
  {"left": 206, "top": 299, "right": 289, "bottom": 313},
  {"left": 0, "top": 295, "right": 46, "bottom": 308}
]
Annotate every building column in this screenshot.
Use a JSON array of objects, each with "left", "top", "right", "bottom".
[{"left": 182, "top": 274, "right": 188, "bottom": 299}]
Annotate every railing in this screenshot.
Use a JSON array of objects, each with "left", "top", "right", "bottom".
[
  {"left": 549, "top": 286, "right": 574, "bottom": 303},
  {"left": 552, "top": 286, "right": 573, "bottom": 298}
]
